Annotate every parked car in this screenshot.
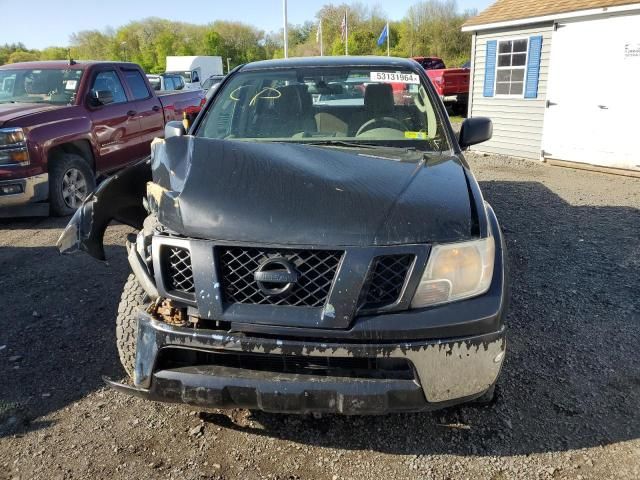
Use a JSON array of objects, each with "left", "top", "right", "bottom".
[
  {"left": 146, "top": 73, "right": 186, "bottom": 92},
  {"left": 165, "top": 56, "right": 224, "bottom": 90},
  {"left": 58, "top": 56, "right": 506, "bottom": 415},
  {"left": 201, "top": 74, "right": 225, "bottom": 91},
  {"left": 412, "top": 56, "right": 470, "bottom": 115},
  {"left": 0, "top": 60, "right": 205, "bottom": 216}
]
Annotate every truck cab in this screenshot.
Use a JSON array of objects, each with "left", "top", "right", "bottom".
[{"left": 0, "top": 60, "right": 204, "bottom": 217}]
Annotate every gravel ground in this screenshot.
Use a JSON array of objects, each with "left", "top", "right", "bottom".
[{"left": 1, "top": 153, "right": 639, "bottom": 480}]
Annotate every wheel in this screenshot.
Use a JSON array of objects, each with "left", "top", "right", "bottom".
[
  {"left": 49, "top": 153, "right": 95, "bottom": 216},
  {"left": 116, "top": 274, "right": 150, "bottom": 378},
  {"left": 452, "top": 102, "right": 468, "bottom": 117}
]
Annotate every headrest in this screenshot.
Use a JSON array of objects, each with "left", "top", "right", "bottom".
[
  {"left": 364, "top": 83, "right": 394, "bottom": 115},
  {"left": 274, "top": 85, "right": 312, "bottom": 116}
]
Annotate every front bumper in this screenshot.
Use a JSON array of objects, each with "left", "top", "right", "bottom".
[
  {"left": 107, "top": 313, "right": 506, "bottom": 415},
  {"left": 0, "top": 173, "right": 49, "bottom": 217}
]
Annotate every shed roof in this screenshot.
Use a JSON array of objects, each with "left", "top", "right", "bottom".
[{"left": 464, "top": 0, "right": 640, "bottom": 28}]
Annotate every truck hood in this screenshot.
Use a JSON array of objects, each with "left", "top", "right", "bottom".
[
  {"left": 152, "top": 136, "right": 474, "bottom": 246},
  {"left": 0, "top": 103, "right": 63, "bottom": 126}
]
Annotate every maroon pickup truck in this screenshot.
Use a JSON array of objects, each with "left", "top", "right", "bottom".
[{"left": 0, "top": 60, "right": 204, "bottom": 216}]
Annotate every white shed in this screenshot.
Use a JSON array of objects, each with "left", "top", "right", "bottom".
[{"left": 463, "top": 0, "right": 640, "bottom": 173}]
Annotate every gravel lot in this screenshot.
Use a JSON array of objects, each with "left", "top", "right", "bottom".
[{"left": 1, "top": 153, "right": 639, "bottom": 480}]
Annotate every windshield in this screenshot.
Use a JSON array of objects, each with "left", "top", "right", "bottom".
[
  {"left": 167, "top": 71, "right": 192, "bottom": 83},
  {"left": 196, "top": 67, "right": 449, "bottom": 152},
  {"left": 0, "top": 68, "right": 83, "bottom": 105}
]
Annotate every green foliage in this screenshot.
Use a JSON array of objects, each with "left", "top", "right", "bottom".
[
  {"left": 39, "top": 47, "right": 70, "bottom": 61},
  {"left": 0, "top": 1, "right": 475, "bottom": 69},
  {"left": 7, "top": 51, "right": 40, "bottom": 63}
]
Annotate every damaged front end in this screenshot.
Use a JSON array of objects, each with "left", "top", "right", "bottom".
[{"left": 58, "top": 135, "right": 508, "bottom": 415}]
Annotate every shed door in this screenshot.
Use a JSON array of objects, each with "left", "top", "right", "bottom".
[{"left": 542, "top": 15, "right": 640, "bottom": 171}]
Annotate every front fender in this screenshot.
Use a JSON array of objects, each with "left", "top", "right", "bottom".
[{"left": 57, "top": 159, "right": 151, "bottom": 260}]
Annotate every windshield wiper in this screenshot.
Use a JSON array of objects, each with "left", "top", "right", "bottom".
[
  {"left": 302, "top": 140, "right": 417, "bottom": 152},
  {"left": 301, "top": 140, "right": 378, "bottom": 149}
]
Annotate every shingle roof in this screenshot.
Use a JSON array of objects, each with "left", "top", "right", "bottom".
[{"left": 464, "top": 0, "right": 640, "bottom": 27}]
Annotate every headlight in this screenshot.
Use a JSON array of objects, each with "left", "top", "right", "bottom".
[
  {"left": 0, "top": 127, "right": 30, "bottom": 166},
  {"left": 411, "top": 236, "right": 495, "bottom": 308}
]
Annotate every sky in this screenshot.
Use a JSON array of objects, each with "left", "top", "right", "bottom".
[{"left": 0, "top": 0, "right": 493, "bottom": 50}]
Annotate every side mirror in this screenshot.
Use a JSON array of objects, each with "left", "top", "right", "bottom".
[
  {"left": 91, "top": 89, "right": 114, "bottom": 106},
  {"left": 459, "top": 117, "right": 493, "bottom": 149},
  {"left": 165, "top": 120, "right": 186, "bottom": 139}
]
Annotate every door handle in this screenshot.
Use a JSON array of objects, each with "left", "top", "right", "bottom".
[
  {"left": 152, "top": 105, "right": 160, "bottom": 112},
  {"left": 127, "top": 110, "right": 137, "bottom": 116},
  {"left": 597, "top": 105, "right": 608, "bottom": 110}
]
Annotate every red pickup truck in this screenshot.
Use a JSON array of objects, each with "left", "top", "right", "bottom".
[
  {"left": 0, "top": 60, "right": 204, "bottom": 216},
  {"left": 412, "top": 57, "right": 470, "bottom": 115}
]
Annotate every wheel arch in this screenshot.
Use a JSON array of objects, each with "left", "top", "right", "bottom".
[{"left": 47, "top": 140, "right": 96, "bottom": 171}]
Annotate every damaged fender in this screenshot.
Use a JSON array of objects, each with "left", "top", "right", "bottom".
[{"left": 57, "top": 158, "right": 151, "bottom": 260}]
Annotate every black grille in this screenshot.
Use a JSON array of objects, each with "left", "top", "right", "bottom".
[
  {"left": 162, "top": 246, "right": 195, "bottom": 295},
  {"left": 218, "top": 247, "right": 342, "bottom": 307},
  {"left": 360, "top": 255, "right": 414, "bottom": 310}
]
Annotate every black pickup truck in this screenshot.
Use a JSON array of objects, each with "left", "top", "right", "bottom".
[{"left": 59, "top": 56, "right": 507, "bottom": 415}]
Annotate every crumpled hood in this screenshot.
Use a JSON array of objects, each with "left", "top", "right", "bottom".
[
  {"left": 0, "top": 102, "right": 62, "bottom": 126},
  {"left": 152, "top": 136, "right": 474, "bottom": 246}
]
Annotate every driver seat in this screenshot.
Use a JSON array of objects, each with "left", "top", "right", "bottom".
[
  {"left": 351, "top": 83, "right": 395, "bottom": 135},
  {"left": 365, "top": 83, "right": 395, "bottom": 116}
]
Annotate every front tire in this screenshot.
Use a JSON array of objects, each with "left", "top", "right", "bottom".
[
  {"left": 49, "top": 153, "right": 95, "bottom": 216},
  {"left": 116, "top": 274, "right": 150, "bottom": 378}
]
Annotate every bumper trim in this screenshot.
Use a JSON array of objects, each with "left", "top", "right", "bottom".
[{"left": 108, "top": 366, "right": 429, "bottom": 415}]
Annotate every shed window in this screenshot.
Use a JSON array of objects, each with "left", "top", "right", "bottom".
[{"left": 496, "top": 39, "right": 528, "bottom": 95}]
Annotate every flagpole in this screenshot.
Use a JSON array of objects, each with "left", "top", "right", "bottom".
[
  {"left": 387, "top": 22, "right": 390, "bottom": 56},
  {"left": 320, "top": 20, "right": 324, "bottom": 56},
  {"left": 345, "top": 10, "right": 349, "bottom": 56},
  {"left": 283, "top": 0, "right": 288, "bottom": 58}
]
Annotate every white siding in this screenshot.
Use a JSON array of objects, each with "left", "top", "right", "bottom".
[{"left": 470, "top": 23, "right": 554, "bottom": 159}]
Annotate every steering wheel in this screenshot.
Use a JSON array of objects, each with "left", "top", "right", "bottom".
[{"left": 356, "top": 117, "right": 407, "bottom": 137}]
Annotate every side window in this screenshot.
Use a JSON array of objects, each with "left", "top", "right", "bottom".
[
  {"left": 164, "top": 77, "right": 174, "bottom": 90},
  {"left": 122, "top": 69, "right": 150, "bottom": 100},
  {"left": 91, "top": 71, "right": 127, "bottom": 103},
  {"left": 177, "top": 77, "right": 185, "bottom": 90},
  {"left": 191, "top": 70, "right": 200, "bottom": 83}
]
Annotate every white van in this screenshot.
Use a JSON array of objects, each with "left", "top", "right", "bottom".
[{"left": 165, "top": 56, "right": 224, "bottom": 90}]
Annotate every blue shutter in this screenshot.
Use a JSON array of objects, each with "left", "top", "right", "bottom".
[
  {"left": 483, "top": 40, "right": 497, "bottom": 97},
  {"left": 525, "top": 36, "right": 543, "bottom": 98}
]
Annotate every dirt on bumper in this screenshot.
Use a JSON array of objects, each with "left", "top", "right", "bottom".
[{"left": 106, "top": 313, "right": 506, "bottom": 415}]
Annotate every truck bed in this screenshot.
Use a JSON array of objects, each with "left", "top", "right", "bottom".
[{"left": 157, "top": 89, "right": 205, "bottom": 123}]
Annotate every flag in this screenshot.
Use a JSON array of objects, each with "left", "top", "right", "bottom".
[
  {"left": 341, "top": 11, "right": 347, "bottom": 42},
  {"left": 377, "top": 23, "right": 389, "bottom": 47}
]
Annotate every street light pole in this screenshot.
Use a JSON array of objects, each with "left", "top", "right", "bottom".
[{"left": 283, "top": 0, "right": 289, "bottom": 59}]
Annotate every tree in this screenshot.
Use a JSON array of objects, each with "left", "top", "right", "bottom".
[
  {"left": 0, "top": 2, "right": 475, "bottom": 69},
  {"left": 0, "top": 43, "right": 30, "bottom": 65},
  {"left": 40, "top": 47, "right": 70, "bottom": 61},
  {"left": 7, "top": 51, "right": 40, "bottom": 63}
]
